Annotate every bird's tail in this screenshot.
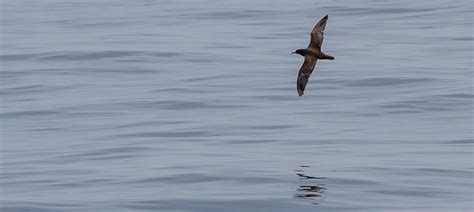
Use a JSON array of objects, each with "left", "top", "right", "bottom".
[{"left": 318, "top": 53, "right": 335, "bottom": 60}]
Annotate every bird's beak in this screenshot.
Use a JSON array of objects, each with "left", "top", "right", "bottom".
[{"left": 291, "top": 52, "right": 296, "bottom": 54}]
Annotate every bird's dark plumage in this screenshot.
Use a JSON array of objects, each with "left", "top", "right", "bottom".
[
  {"left": 309, "top": 15, "right": 328, "bottom": 50},
  {"left": 294, "top": 15, "right": 334, "bottom": 96}
]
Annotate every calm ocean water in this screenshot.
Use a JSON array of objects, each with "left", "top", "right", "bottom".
[{"left": 1, "top": 0, "right": 473, "bottom": 211}]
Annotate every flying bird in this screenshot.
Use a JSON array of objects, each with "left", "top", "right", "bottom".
[{"left": 292, "top": 15, "right": 334, "bottom": 96}]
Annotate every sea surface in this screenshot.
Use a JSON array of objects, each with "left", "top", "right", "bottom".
[{"left": 1, "top": 0, "right": 473, "bottom": 211}]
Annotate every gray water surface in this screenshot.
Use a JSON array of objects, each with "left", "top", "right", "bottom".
[{"left": 1, "top": 0, "right": 473, "bottom": 211}]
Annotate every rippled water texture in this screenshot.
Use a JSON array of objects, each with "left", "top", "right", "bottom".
[{"left": 1, "top": 0, "right": 473, "bottom": 211}]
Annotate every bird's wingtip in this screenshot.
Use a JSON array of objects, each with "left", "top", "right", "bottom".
[
  {"left": 318, "top": 15, "right": 328, "bottom": 22},
  {"left": 297, "top": 90, "right": 304, "bottom": 96}
]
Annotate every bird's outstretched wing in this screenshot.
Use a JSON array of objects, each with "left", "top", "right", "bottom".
[
  {"left": 308, "top": 15, "right": 328, "bottom": 50},
  {"left": 296, "top": 55, "right": 317, "bottom": 96}
]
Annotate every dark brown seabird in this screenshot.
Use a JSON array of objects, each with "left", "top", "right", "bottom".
[{"left": 292, "top": 15, "right": 334, "bottom": 96}]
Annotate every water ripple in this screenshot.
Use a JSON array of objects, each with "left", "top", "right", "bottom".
[{"left": 346, "top": 77, "right": 433, "bottom": 87}]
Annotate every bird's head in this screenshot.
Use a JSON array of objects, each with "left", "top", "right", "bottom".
[{"left": 292, "top": 49, "right": 308, "bottom": 56}]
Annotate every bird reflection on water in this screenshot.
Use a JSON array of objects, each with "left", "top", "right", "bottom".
[{"left": 294, "top": 166, "right": 326, "bottom": 204}]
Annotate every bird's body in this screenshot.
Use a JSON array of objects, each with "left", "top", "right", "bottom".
[{"left": 293, "top": 15, "right": 334, "bottom": 96}]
